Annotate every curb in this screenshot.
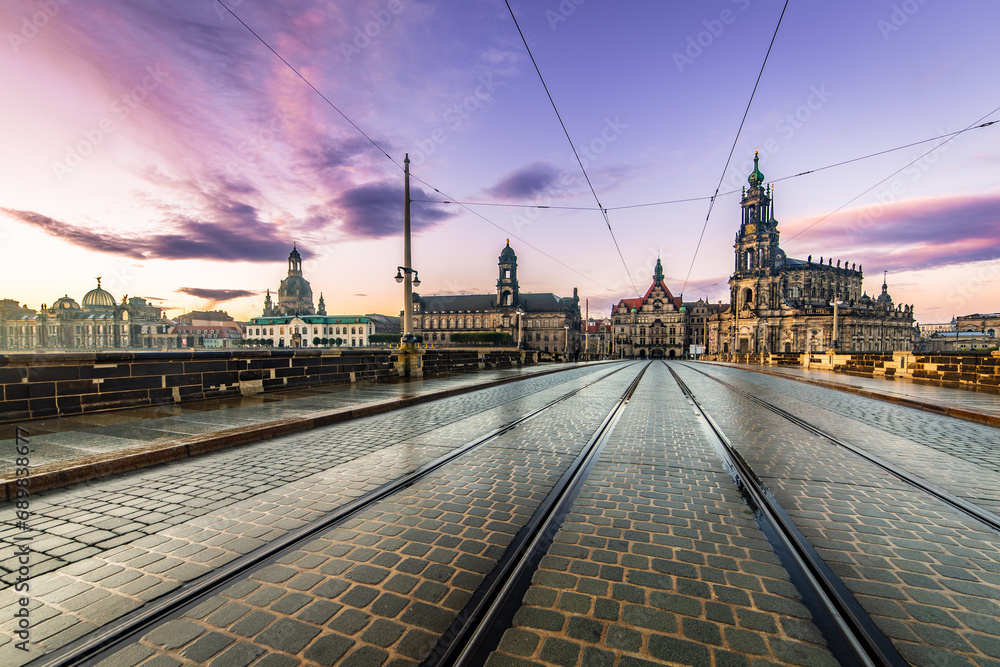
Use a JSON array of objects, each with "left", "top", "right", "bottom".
[
  {"left": 712, "top": 363, "right": 1000, "bottom": 429},
  {"left": 3, "top": 363, "right": 606, "bottom": 501}
]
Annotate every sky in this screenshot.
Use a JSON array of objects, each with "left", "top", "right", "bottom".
[{"left": 1, "top": 0, "right": 998, "bottom": 324}]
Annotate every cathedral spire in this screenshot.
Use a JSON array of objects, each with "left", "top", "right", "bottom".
[
  {"left": 748, "top": 151, "right": 764, "bottom": 188},
  {"left": 653, "top": 256, "right": 664, "bottom": 283}
]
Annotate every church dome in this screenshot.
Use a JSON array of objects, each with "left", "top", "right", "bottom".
[
  {"left": 748, "top": 151, "right": 764, "bottom": 187},
  {"left": 279, "top": 275, "right": 313, "bottom": 301},
  {"left": 82, "top": 279, "right": 116, "bottom": 310},
  {"left": 53, "top": 295, "right": 80, "bottom": 310},
  {"left": 500, "top": 239, "right": 516, "bottom": 259}
]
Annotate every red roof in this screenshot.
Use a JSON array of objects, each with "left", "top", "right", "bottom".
[{"left": 614, "top": 280, "right": 682, "bottom": 311}]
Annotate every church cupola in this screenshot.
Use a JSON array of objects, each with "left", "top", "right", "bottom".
[
  {"left": 317, "top": 293, "right": 327, "bottom": 316},
  {"left": 288, "top": 244, "right": 303, "bottom": 277},
  {"left": 653, "top": 257, "right": 665, "bottom": 283},
  {"left": 497, "top": 239, "right": 520, "bottom": 307}
]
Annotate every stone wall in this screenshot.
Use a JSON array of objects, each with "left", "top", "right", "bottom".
[
  {"left": 711, "top": 350, "right": 1000, "bottom": 393},
  {"left": 0, "top": 347, "right": 540, "bottom": 422}
]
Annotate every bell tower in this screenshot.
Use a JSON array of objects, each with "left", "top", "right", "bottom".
[
  {"left": 731, "top": 152, "right": 782, "bottom": 312},
  {"left": 496, "top": 240, "right": 520, "bottom": 307}
]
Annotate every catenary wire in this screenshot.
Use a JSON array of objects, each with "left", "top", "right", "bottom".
[
  {"left": 785, "top": 104, "right": 1000, "bottom": 242},
  {"left": 409, "top": 121, "right": 998, "bottom": 213},
  {"left": 680, "top": 0, "right": 790, "bottom": 297},
  {"left": 504, "top": 0, "right": 640, "bottom": 298},
  {"left": 216, "top": 0, "right": 611, "bottom": 292}
]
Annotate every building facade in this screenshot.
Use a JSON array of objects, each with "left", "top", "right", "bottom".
[
  {"left": 956, "top": 313, "right": 999, "bottom": 337},
  {"left": 0, "top": 279, "right": 132, "bottom": 350},
  {"left": 708, "top": 153, "right": 915, "bottom": 355},
  {"left": 248, "top": 246, "right": 372, "bottom": 348},
  {"left": 411, "top": 241, "right": 582, "bottom": 354},
  {"left": 612, "top": 258, "right": 687, "bottom": 359}
]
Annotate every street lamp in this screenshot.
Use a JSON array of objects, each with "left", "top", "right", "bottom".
[
  {"left": 564, "top": 325, "right": 569, "bottom": 361},
  {"left": 515, "top": 307, "right": 524, "bottom": 348},
  {"left": 399, "top": 154, "right": 419, "bottom": 347}
]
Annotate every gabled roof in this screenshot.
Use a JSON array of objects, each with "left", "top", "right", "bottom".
[{"left": 614, "top": 280, "right": 682, "bottom": 311}]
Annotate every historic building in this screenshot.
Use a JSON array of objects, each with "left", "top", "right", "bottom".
[
  {"left": 248, "top": 245, "right": 372, "bottom": 348},
  {"left": 708, "top": 153, "right": 915, "bottom": 355},
  {"left": 956, "top": 313, "right": 999, "bottom": 338},
  {"left": 411, "top": 241, "right": 582, "bottom": 354},
  {"left": 611, "top": 258, "right": 687, "bottom": 359},
  {"left": 0, "top": 279, "right": 133, "bottom": 350}
]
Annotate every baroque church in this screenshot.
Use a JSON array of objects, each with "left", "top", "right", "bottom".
[
  {"left": 411, "top": 241, "right": 583, "bottom": 354},
  {"left": 248, "top": 245, "right": 374, "bottom": 348},
  {"left": 707, "top": 153, "right": 915, "bottom": 355}
]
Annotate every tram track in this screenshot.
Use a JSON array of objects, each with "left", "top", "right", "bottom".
[
  {"left": 665, "top": 361, "right": 907, "bottom": 667},
  {"left": 678, "top": 361, "right": 1000, "bottom": 535},
  {"left": 30, "top": 361, "right": 647, "bottom": 667}
]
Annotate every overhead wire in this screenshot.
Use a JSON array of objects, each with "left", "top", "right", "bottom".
[
  {"left": 504, "top": 0, "right": 640, "bottom": 298},
  {"left": 215, "top": 0, "right": 611, "bottom": 292},
  {"left": 784, "top": 104, "right": 1000, "bottom": 243},
  {"left": 680, "top": 0, "right": 790, "bottom": 297}
]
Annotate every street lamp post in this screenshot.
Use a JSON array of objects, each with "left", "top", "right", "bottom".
[
  {"left": 829, "top": 295, "right": 843, "bottom": 353},
  {"left": 399, "top": 154, "right": 418, "bottom": 347},
  {"left": 564, "top": 325, "right": 569, "bottom": 361},
  {"left": 515, "top": 307, "right": 524, "bottom": 348}
]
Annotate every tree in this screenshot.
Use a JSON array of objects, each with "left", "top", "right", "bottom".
[
  {"left": 335, "top": 337, "right": 343, "bottom": 346},
  {"left": 313, "top": 336, "right": 321, "bottom": 346}
]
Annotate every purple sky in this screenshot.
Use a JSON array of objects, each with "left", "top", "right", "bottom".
[{"left": 1, "top": 0, "right": 998, "bottom": 324}]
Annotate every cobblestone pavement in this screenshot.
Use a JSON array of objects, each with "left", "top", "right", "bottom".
[
  {"left": 694, "top": 363, "right": 1000, "bottom": 514},
  {"left": 490, "top": 362, "right": 838, "bottom": 667},
  {"left": 0, "top": 363, "right": 629, "bottom": 664},
  {"left": 0, "top": 363, "right": 598, "bottom": 473},
  {"left": 81, "top": 362, "right": 647, "bottom": 667},
  {"left": 676, "top": 362, "right": 1000, "bottom": 667}
]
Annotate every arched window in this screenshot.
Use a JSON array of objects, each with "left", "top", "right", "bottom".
[{"left": 743, "top": 289, "right": 753, "bottom": 307}]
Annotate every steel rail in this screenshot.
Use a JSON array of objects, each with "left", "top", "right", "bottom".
[
  {"left": 33, "top": 362, "right": 639, "bottom": 667},
  {"left": 666, "top": 362, "right": 907, "bottom": 667}
]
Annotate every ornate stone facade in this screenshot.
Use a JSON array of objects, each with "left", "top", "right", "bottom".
[
  {"left": 708, "top": 153, "right": 915, "bottom": 355},
  {"left": 611, "top": 258, "right": 687, "bottom": 359},
  {"left": 411, "top": 241, "right": 582, "bottom": 354}
]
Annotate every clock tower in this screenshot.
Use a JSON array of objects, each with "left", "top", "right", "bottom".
[{"left": 731, "top": 151, "right": 781, "bottom": 312}]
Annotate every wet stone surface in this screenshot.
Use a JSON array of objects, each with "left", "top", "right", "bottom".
[
  {"left": 0, "top": 364, "right": 627, "bottom": 665},
  {"left": 491, "top": 362, "right": 838, "bottom": 667},
  {"left": 677, "top": 362, "right": 1000, "bottom": 667},
  {"left": 90, "top": 365, "right": 643, "bottom": 666}
]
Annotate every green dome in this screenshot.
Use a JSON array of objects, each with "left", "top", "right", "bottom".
[
  {"left": 748, "top": 151, "right": 764, "bottom": 187},
  {"left": 630, "top": 307, "right": 638, "bottom": 314}
]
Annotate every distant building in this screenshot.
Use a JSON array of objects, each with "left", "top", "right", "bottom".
[
  {"left": 410, "top": 241, "right": 582, "bottom": 354},
  {"left": 582, "top": 317, "right": 612, "bottom": 359},
  {"left": 708, "top": 153, "right": 915, "bottom": 355},
  {"left": 916, "top": 331, "right": 996, "bottom": 353},
  {"left": 956, "top": 313, "right": 1000, "bottom": 338},
  {"left": 248, "top": 245, "right": 371, "bottom": 348},
  {"left": 366, "top": 314, "right": 401, "bottom": 335},
  {"left": 918, "top": 319, "right": 957, "bottom": 338},
  {"left": 0, "top": 279, "right": 131, "bottom": 350},
  {"left": 612, "top": 258, "right": 687, "bottom": 359}
]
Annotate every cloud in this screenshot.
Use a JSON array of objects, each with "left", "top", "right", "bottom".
[
  {"left": 176, "top": 287, "right": 256, "bottom": 301},
  {"left": 2, "top": 202, "right": 288, "bottom": 262},
  {"left": 486, "top": 162, "right": 562, "bottom": 200},
  {"left": 783, "top": 194, "right": 1000, "bottom": 273},
  {"left": 335, "top": 183, "right": 454, "bottom": 238}
]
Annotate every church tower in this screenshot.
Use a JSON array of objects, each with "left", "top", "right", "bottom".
[
  {"left": 731, "top": 152, "right": 781, "bottom": 311},
  {"left": 496, "top": 240, "right": 520, "bottom": 307}
]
